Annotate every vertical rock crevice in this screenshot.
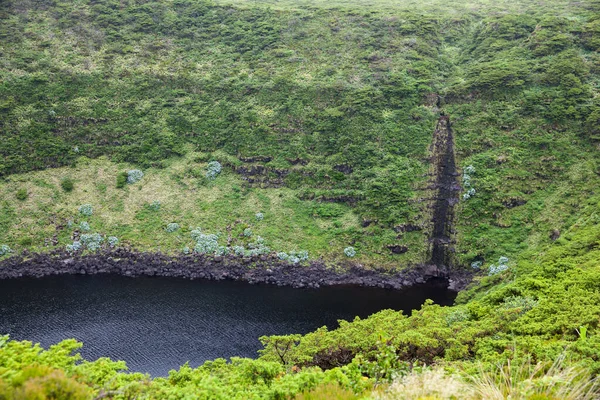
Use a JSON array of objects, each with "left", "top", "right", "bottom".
[{"left": 428, "top": 115, "right": 460, "bottom": 268}]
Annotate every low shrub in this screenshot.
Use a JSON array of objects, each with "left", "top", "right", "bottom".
[
  {"left": 16, "top": 188, "right": 28, "bottom": 201},
  {"left": 116, "top": 172, "right": 128, "bottom": 188},
  {"left": 80, "top": 233, "right": 103, "bottom": 251},
  {"left": 344, "top": 247, "right": 356, "bottom": 257},
  {"left": 0, "top": 244, "right": 12, "bottom": 256},
  {"left": 60, "top": 177, "right": 74, "bottom": 192},
  {"left": 107, "top": 236, "right": 119, "bottom": 247},
  {"left": 79, "top": 221, "right": 91, "bottom": 232},
  {"left": 78, "top": 204, "right": 93, "bottom": 216},
  {"left": 206, "top": 161, "right": 222, "bottom": 180},
  {"left": 166, "top": 223, "right": 180, "bottom": 233},
  {"left": 127, "top": 169, "right": 144, "bottom": 184}
]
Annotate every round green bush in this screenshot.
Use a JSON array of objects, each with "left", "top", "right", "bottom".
[
  {"left": 61, "top": 177, "right": 74, "bottom": 192},
  {"left": 16, "top": 188, "right": 28, "bottom": 201},
  {"left": 116, "top": 172, "right": 128, "bottom": 188}
]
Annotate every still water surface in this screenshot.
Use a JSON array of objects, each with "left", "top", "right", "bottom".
[{"left": 0, "top": 274, "right": 455, "bottom": 376}]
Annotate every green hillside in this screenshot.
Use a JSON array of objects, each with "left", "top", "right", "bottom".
[
  {"left": 1, "top": 0, "right": 598, "bottom": 267},
  {"left": 1, "top": 0, "right": 600, "bottom": 397}
]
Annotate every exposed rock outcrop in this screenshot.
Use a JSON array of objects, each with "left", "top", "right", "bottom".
[{"left": 0, "top": 249, "right": 471, "bottom": 291}]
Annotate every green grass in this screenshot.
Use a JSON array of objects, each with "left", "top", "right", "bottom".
[{"left": 0, "top": 155, "right": 417, "bottom": 268}]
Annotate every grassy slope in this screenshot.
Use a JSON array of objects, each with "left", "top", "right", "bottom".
[{"left": 0, "top": 155, "right": 407, "bottom": 265}]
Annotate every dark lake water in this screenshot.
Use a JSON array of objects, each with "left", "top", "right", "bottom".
[{"left": 0, "top": 274, "right": 455, "bottom": 376}]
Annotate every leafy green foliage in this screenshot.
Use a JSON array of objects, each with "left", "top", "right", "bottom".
[
  {"left": 116, "top": 172, "right": 128, "bottom": 189},
  {"left": 60, "top": 177, "right": 74, "bottom": 192},
  {"left": 14, "top": 189, "right": 27, "bottom": 201}
]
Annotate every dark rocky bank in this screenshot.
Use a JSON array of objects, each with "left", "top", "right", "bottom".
[{"left": 0, "top": 249, "right": 472, "bottom": 292}]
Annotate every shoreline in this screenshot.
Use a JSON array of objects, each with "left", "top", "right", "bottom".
[{"left": 0, "top": 248, "right": 472, "bottom": 291}]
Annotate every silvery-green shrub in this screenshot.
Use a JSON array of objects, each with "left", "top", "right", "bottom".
[
  {"left": 243, "top": 228, "right": 252, "bottom": 237},
  {"left": 107, "top": 236, "right": 119, "bottom": 247},
  {"left": 344, "top": 247, "right": 356, "bottom": 257},
  {"left": 127, "top": 169, "right": 144, "bottom": 184},
  {"left": 80, "top": 233, "right": 103, "bottom": 251},
  {"left": 463, "top": 188, "right": 476, "bottom": 200},
  {"left": 166, "top": 223, "right": 180, "bottom": 233},
  {"left": 149, "top": 200, "right": 161, "bottom": 211},
  {"left": 0, "top": 244, "right": 11, "bottom": 256},
  {"left": 233, "top": 246, "right": 246, "bottom": 256},
  {"left": 248, "top": 238, "right": 270, "bottom": 255},
  {"left": 471, "top": 261, "right": 483, "bottom": 270},
  {"left": 215, "top": 246, "right": 230, "bottom": 256},
  {"left": 289, "top": 256, "right": 301, "bottom": 264},
  {"left": 194, "top": 233, "right": 219, "bottom": 254},
  {"left": 191, "top": 227, "right": 203, "bottom": 241},
  {"left": 290, "top": 250, "right": 308, "bottom": 261},
  {"left": 182, "top": 246, "right": 190, "bottom": 254},
  {"left": 78, "top": 204, "right": 93, "bottom": 216},
  {"left": 277, "top": 252, "right": 289, "bottom": 260},
  {"left": 206, "top": 161, "right": 222, "bottom": 180},
  {"left": 489, "top": 257, "right": 509, "bottom": 275},
  {"left": 79, "top": 221, "right": 91, "bottom": 232},
  {"left": 464, "top": 165, "right": 476, "bottom": 174},
  {"left": 255, "top": 212, "right": 264, "bottom": 221}
]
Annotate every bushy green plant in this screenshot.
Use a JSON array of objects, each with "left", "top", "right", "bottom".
[
  {"left": 149, "top": 200, "right": 161, "bottom": 211},
  {"left": 60, "top": 177, "right": 74, "bottom": 192},
  {"left": 344, "top": 247, "right": 356, "bottom": 257},
  {"left": 15, "top": 188, "right": 27, "bottom": 201},
  {"left": 116, "top": 172, "right": 128, "bottom": 188},
  {"left": 255, "top": 212, "right": 264, "bottom": 221}
]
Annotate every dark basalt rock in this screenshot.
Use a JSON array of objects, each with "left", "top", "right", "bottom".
[
  {"left": 387, "top": 245, "right": 409, "bottom": 254},
  {"left": 0, "top": 249, "right": 472, "bottom": 292},
  {"left": 361, "top": 219, "right": 377, "bottom": 227},
  {"left": 393, "top": 224, "right": 422, "bottom": 233},
  {"left": 286, "top": 158, "right": 309, "bottom": 166},
  {"left": 333, "top": 164, "right": 353, "bottom": 174},
  {"left": 239, "top": 156, "right": 273, "bottom": 163},
  {"left": 503, "top": 198, "right": 527, "bottom": 208}
]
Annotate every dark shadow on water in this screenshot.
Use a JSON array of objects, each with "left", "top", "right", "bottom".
[{"left": 0, "top": 274, "right": 455, "bottom": 376}]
